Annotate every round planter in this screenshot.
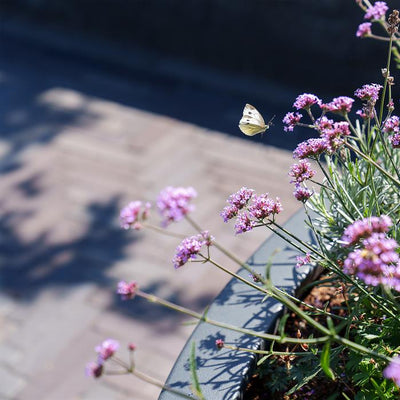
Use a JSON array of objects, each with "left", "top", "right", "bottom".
[{"left": 158, "top": 209, "right": 317, "bottom": 400}]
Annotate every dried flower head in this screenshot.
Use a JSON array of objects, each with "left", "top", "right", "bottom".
[{"left": 387, "top": 10, "right": 400, "bottom": 35}]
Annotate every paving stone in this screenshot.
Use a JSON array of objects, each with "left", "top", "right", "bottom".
[{"left": 0, "top": 365, "right": 26, "bottom": 399}]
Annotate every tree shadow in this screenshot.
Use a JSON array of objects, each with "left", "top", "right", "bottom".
[{"left": 0, "top": 196, "right": 128, "bottom": 299}]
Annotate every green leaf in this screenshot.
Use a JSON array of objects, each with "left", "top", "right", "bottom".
[{"left": 320, "top": 342, "right": 336, "bottom": 380}]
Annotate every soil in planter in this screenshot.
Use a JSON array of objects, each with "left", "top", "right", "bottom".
[{"left": 244, "top": 276, "right": 355, "bottom": 400}]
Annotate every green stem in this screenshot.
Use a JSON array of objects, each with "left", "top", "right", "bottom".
[
  {"left": 137, "top": 290, "right": 329, "bottom": 345},
  {"left": 132, "top": 369, "right": 201, "bottom": 400}
]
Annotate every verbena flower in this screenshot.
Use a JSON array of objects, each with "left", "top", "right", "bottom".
[
  {"left": 296, "top": 253, "right": 311, "bottom": 268},
  {"left": 356, "top": 22, "right": 372, "bottom": 37},
  {"left": 293, "top": 138, "right": 329, "bottom": 159},
  {"left": 321, "top": 121, "right": 351, "bottom": 151},
  {"left": 173, "top": 233, "right": 210, "bottom": 268},
  {"left": 220, "top": 204, "right": 238, "bottom": 222},
  {"left": 220, "top": 187, "right": 255, "bottom": 222},
  {"left": 248, "top": 194, "right": 283, "bottom": 220},
  {"left": 354, "top": 83, "right": 382, "bottom": 102},
  {"left": 293, "top": 94, "right": 322, "bottom": 110},
  {"left": 234, "top": 212, "right": 256, "bottom": 234},
  {"left": 283, "top": 112, "right": 303, "bottom": 132},
  {"left": 85, "top": 361, "right": 103, "bottom": 378},
  {"left": 383, "top": 356, "right": 400, "bottom": 386},
  {"left": 343, "top": 233, "right": 400, "bottom": 290},
  {"left": 95, "top": 339, "right": 120, "bottom": 361},
  {"left": 157, "top": 186, "right": 197, "bottom": 226},
  {"left": 289, "top": 160, "right": 316, "bottom": 184},
  {"left": 383, "top": 116, "right": 400, "bottom": 134},
  {"left": 315, "top": 116, "right": 333, "bottom": 131},
  {"left": 120, "top": 201, "right": 151, "bottom": 230},
  {"left": 321, "top": 96, "right": 355, "bottom": 114},
  {"left": 117, "top": 280, "right": 138, "bottom": 300},
  {"left": 341, "top": 215, "right": 392, "bottom": 246},
  {"left": 389, "top": 133, "right": 400, "bottom": 148},
  {"left": 227, "top": 187, "right": 255, "bottom": 209},
  {"left": 364, "top": 1, "right": 388, "bottom": 20},
  {"left": 293, "top": 185, "right": 313, "bottom": 202}
]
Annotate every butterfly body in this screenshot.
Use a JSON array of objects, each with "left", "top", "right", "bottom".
[{"left": 239, "top": 103, "right": 273, "bottom": 136}]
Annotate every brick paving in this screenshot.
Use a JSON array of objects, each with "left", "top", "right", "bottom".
[{"left": 0, "top": 29, "right": 302, "bottom": 400}]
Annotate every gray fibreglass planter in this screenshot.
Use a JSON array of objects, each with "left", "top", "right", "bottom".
[{"left": 158, "top": 210, "right": 316, "bottom": 400}]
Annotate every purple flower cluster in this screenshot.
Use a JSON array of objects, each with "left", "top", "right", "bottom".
[
  {"left": 293, "top": 185, "right": 313, "bottom": 202},
  {"left": 364, "top": 1, "right": 388, "bottom": 20},
  {"left": 172, "top": 231, "right": 213, "bottom": 268},
  {"left": 384, "top": 356, "right": 400, "bottom": 386},
  {"left": 120, "top": 201, "right": 151, "bottom": 230},
  {"left": 117, "top": 280, "right": 138, "bottom": 300},
  {"left": 354, "top": 83, "right": 382, "bottom": 102},
  {"left": 283, "top": 112, "right": 303, "bottom": 132},
  {"left": 383, "top": 116, "right": 400, "bottom": 148},
  {"left": 248, "top": 193, "right": 283, "bottom": 220},
  {"left": 383, "top": 116, "right": 400, "bottom": 134},
  {"left": 293, "top": 138, "right": 329, "bottom": 159},
  {"left": 234, "top": 212, "right": 256, "bottom": 234},
  {"left": 157, "top": 186, "right": 197, "bottom": 226},
  {"left": 221, "top": 189, "right": 282, "bottom": 234},
  {"left": 220, "top": 187, "right": 254, "bottom": 222},
  {"left": 86, "top": 338, "right": 120, "bottom": 378},
  {"left": 321, "top": 96, "right": 355, "bottom": 115},
  {"left": 356, "top": 22, "right": 372, "bottom": 37},
  {"left": 289, "top": 160, "right": 316, "bottom": 184},
  {"left": 341, "top": 215, "right": 392, "bottom": 246},
  {"left": 296, "top": 253, "right": 311, "bottom": 268},
  {"left": 95, "top": 339, "right": 120, "bottom": 361},
  {"left": 293, "top": 94, "right": 322, "bottom": 110},
  {"left": 227, "top": 187, "right": 254, "bottom": 209},
  {"left": 315, "top": 116, "right": 334, "bottom": 131},
  {"left": 320, "top": 121, "right": 351, "bottom": 151},
  {"left": 343, "top": 233, "right": 400, "bottom": 290},
  {"left": 390, "top": 133, "right": 400, "bottom": 148}
]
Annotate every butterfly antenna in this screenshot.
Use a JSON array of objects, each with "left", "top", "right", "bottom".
[{"left": 268, "top": 115, "right": 276, "bottom": 127}]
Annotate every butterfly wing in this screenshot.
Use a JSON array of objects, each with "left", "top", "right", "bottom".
[{"left": 239, "top": 104, "right": 268, "bottom": 136}]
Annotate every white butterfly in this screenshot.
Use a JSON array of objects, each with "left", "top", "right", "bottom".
[{"left": 238, "top": 103, "right": 274, "bottom": 136}]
